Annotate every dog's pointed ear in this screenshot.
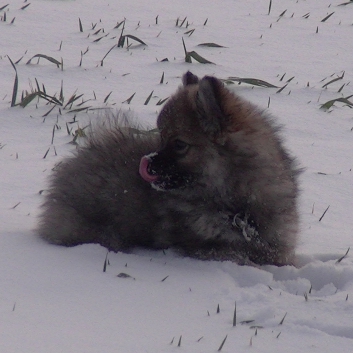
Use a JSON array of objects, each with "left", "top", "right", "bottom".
[
  {"left": 196, "top": 76, "right": 227, "bottom": 139},
  {"left": 182, "top": 71, "right": 199, "bottom": 86}
]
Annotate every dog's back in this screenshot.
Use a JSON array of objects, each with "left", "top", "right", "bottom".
[{"left": 37, "top": 125, "right": 163, "bottom": 251}]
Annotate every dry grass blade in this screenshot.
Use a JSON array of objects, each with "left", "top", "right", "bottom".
[
  {"left": 182, "top": 37, "right": 188, "bottom": 55},
  {"left": 278, "top": 9, "right": 287, "bottom": 17},
  {"left": 276, "top": 83, "right": 288, "bottom": 93},
  {"left": 26, "top": 54, "right": 61, "bottom": 68},
  {"left": 233, "top": 301, "right": 237, "bottom": 327},
  {"left": 338, "top": 83, "right": 345, "bottom": 93},
  {"left": 114, "top": 19, "right": 125, "bottom": 29},
  {"left": 161, "top": 275, "right": 169, "bottom": 282},
  {"left": 122, "top": 92, "right": 136, "bottom": 104},
  {"left": 184, "top": 28, "right": 195, "bottom": 36},
  {"left": 227, "top": 77, "right": 278, "bottom": 88},
  {"left": 279, "top": 312, "right": 287, "bottom": 325},
  {"left": 103, "top": 252, "right": 109, "bottom": 272},
  {"left": 182, "top": 38, "right": 192, "bottom": 63},
  {"left": 318, "top": 205, "right": 330, "bottom": 221},
  {"left": 179, "top": 16, "right": 187, "bottom": 27},
  {"left": 20, "top": 3, "right": 31, "bottom": 10},
  {"left": 217, "top": 335, "right": 228, "bottom": 351},
  {"left": 39, "top": 92, "right": 62, "bottom": 105},
  {"left": 322, "top": 71, "right": 344, "bottom": 88},
  {"left": 68, "top": 106, "right": 91, "bottom": 113},
  {"left": 156, "top": 97, "right": 169, "bottom": 105},
  {"left": 34, "top": 78, "right": 41, "bottom": 92},
  {"left": 104, "top": 91, "right": 112, "bottom": 103},
  {"left": 20, "top": 91, "right": 62, "bottom": 107},
  {"left": 101, "top": 44, "right": 117, "bottom": 66},
  {"left": 198, "top": 42, "right": 226, "bottom": 48},
  {"left": 43, "top": 147, "right": 50, "bottom": 159},
  {"left": 241, "top": 320, "right": 255, "bottom": 325},
  {"left": 42, "top": 105, "right": 56, "bottom": 117},
  {"left": 321, "top": 12, "right": 334, "bottom": 22},
  {"left": 64, "top": 93, "right": 83, "bottom": 109},
  {"left": 118, "top": 33, "right": 125, "bottom": 47},
  {"left": 336, "top": 248, "right": 350, "bottom": 263},
  {"left": 7, "top": 56, "right": 18, "bottom": 107},
  {"left": 144, "top": 90, "right": 154, "bottom": 105},
  {"left": 11, "top": 202, "right": 21, "bottom": 209},
  {"left": 79, "top": 17, "right": 83, "bottom": 32},
  {"left": 93, "top": 33, "right": 109, "bottom": 43},
  {"left": 338, "top": 0, "right": 353, "bottom": 5},
  {"left": 58, "top": 81, "right": 64, "bottom": 103}
]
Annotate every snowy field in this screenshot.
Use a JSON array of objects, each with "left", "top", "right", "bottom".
[{"left": 1, "top": 0, "right": 353, "bottom": 352}]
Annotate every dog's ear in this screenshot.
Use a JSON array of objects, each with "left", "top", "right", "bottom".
[
  {"left": 182, "top": 71, "right": 199, "bottom": 86},
  {"left": 195, "top": 76, "right": 227, "bottom": 139}
]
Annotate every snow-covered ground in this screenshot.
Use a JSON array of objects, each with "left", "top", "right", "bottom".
[{"left": 1, "top": 0, "right": 352, "bottom": 352}]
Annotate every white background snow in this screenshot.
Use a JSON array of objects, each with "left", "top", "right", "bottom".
[{"left": 1, "top": 0, "right": 353, "bottom": 352}]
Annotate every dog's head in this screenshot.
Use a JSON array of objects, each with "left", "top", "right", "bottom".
[{"left": 139, "top": 71, "right": 241, "bottom": 191}]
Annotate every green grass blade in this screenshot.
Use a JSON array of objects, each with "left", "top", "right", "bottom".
[
  {"left": 188, "top": 51, "right": 214, "bottom": 64},
  {"left": 124, "top": 34, "right": 147, "bottom": 45},
  {"left": 320, "top": 96, "right": 353, "bottom": 110},
  {"left": 20, "top": 92, "right": 39, "bottom": 107}
]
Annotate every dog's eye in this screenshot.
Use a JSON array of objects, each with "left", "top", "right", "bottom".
[{"left": 173, "top": 139, "right": 189, "bottom": 154}]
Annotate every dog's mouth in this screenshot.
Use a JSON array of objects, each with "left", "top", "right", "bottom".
[{"left": 139, "top": 154, "right": 159, "bottom": 183}]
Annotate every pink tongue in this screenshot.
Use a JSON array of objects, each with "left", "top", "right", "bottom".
[{"left": 139, "top": 156, "right": 158, "bottom": 183}]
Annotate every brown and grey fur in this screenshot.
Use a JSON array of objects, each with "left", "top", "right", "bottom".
[{"left": 37, "top": 72, "right": 301, "bottom": 266}]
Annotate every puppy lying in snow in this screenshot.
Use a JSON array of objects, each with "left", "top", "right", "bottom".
[{"left": 37, "top": 71, "right": 301, "bottom": 266}]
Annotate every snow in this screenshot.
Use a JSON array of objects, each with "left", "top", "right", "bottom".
[{"left": 0, "top": 0, "right": 352, "bottom": 352}]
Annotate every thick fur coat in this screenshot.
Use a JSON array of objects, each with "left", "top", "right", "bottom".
[{"left": 37, "top": 72, "right": 301, "bottom": 265}]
